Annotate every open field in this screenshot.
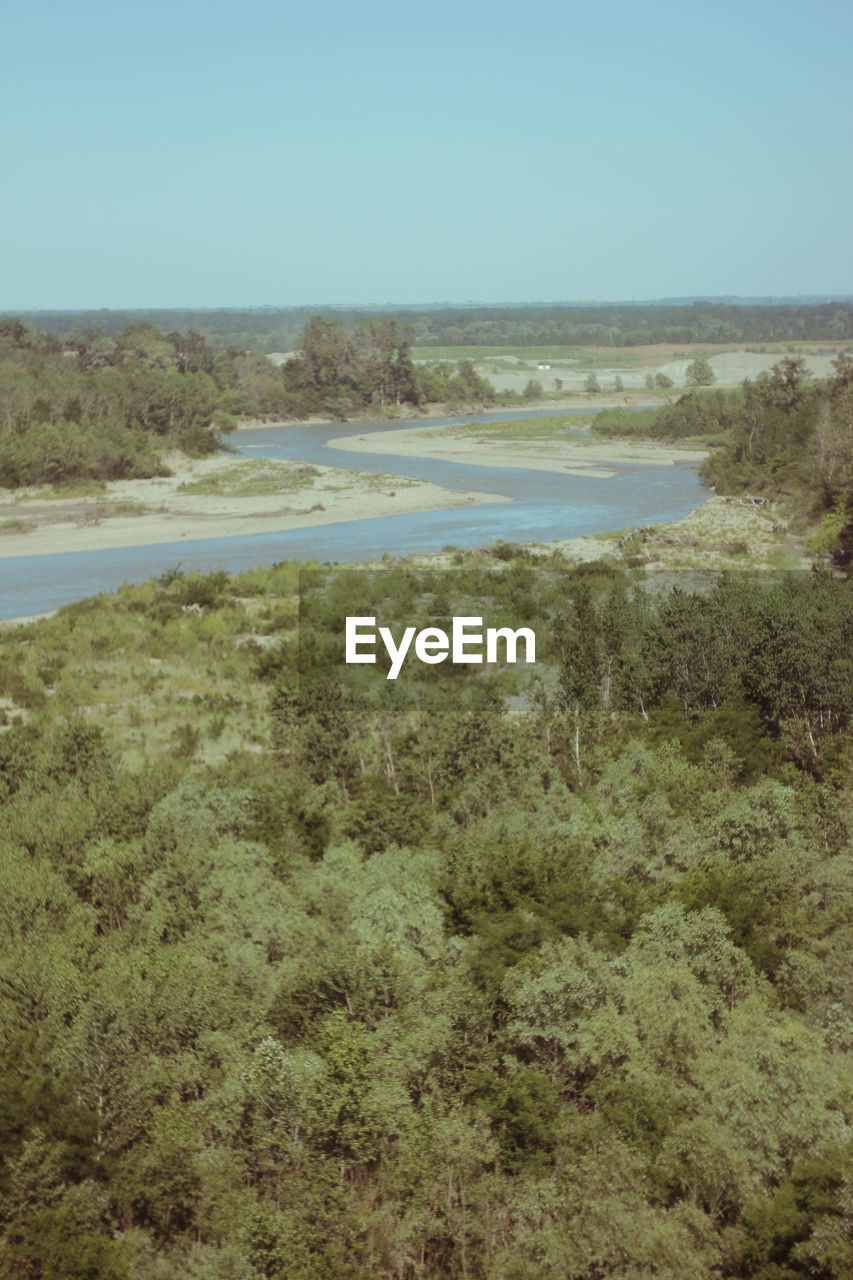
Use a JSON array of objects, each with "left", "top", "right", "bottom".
[{"left": 409, "top": 342, "right": 848, "bottom": 403}]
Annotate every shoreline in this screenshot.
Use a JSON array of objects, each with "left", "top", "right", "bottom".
[
  {"left": 0, "top": 413, "right": 704, "bottom": 560},
  {"left": 0, "top": 415, "right": 806, "bottom": 625},
  {"left": 0, "top": 453, "right": 508, "bottom": 561},
  {"left": 233, "top": 391, "right": 665, "bottom": 432},
  {"left": 326, "top": 422, "right": 707, "bottom": 477},
  {"left": 0, "top": 494, "right": 806, "bottom": 630}
]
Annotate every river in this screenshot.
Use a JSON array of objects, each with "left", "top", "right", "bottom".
[{"left": 0, "top": 410, "right": 707, "bottom": 620}]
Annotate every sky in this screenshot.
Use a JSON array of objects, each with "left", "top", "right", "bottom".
[{"left": 3, "top": 0, "right": 852, "bottom": 309}]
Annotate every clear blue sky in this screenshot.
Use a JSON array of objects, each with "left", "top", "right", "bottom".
[{"left": 3, "top": 0, "right": 852, "bottom": 309}]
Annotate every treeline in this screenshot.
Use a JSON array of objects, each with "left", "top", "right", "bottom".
[
  {"left": 7, "top": 299, "right": 853, "bottom": 352},
  {"left": 411, "top": 300, "right": 853, "bottom": 348},
  {"left": 0, "top": 316, "right": 494, "bottom": 487},
  {"left": 280, "top": 315, "right": 494, "bottom": 418},
  {"left": 0, "top": 319, "right": 230, "bottom": 486},
  {"left": 0, "top": 561, "right": 850, "bottom": 1277},
  {"left": 593, "top": 355, "right": 853, "bottom": 563}
]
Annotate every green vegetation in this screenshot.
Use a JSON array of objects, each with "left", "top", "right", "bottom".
[
  {"left": 0, "top": 319, "right": 228, "bottom": 487},
  {"left": 176, "top": 460, "right": 319, "bottom": 497},
  {"left": 592, "top": 356, "right": 853, "bottom": 563},
  {"left": 0, "top": 558, "right": 851, "bottom": 1277},
  {"left": 592, "top": 396, "right": 736, "bottom": 443},
  {"left": 449, "top": 415, "right": 593, "bottom": 440},
  {"left": 407, "top": 300, "right": 853, "bottom": 349},
  {"left": 10, "top": 299, "right": 853, "bottom": 352},
  {"left": 0, "top": 317, "right": 502, "bottom": 489},
  {"left": 686, "top": 355, "right": 717, "bottom": 386},
  {"left": 4, "top": 308, "right": 851, "bottom": 492}
]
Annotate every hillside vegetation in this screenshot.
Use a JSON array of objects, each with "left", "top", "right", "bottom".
[
  {"left": 0, "top": 560, "right": 851, "bottom": 1277},
  {"left": 593, "top": 355, "right": 853, "bottom": 564}
]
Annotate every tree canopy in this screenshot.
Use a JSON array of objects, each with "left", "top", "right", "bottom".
[{"left": 1, "top": 559, "right": 850, "bottom": 1276}]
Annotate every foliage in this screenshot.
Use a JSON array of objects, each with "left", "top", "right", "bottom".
[
  {"left": 9, "top": 299, "right": 853, "bottom": 352},
  {"left": 0, "top": 561, "right": 850, "bottom": 1276},
  {"left": 686, "top": 355, "right": 716, "bottom": 386},
  {"left": 700, "top": 356, "right": 853, "bottom": 561}
]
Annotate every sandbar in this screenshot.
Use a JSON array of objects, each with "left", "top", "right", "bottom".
[
  {"left": 327, "top": 424, "right": 708, "bottom": 477},
  {"left": 0, "top": 454, "right": 508, "bottom": 559}
]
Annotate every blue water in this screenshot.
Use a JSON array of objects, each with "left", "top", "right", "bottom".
[{"left": 0, "top": 410, "right": 707, "bottom": 619}]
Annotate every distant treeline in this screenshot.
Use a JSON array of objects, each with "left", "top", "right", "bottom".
[
  {"left": 6, "top": 299, "right": 853, "bottom": 352},
  {"left": 411, "top": 300, "right": 853, "bottom": 349}
]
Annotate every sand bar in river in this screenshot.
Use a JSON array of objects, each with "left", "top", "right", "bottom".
[
  {"left": 0, "top": 454, "right": 507, "bottom": 559},
  {"left": 327, "top": 423, "right": 709, "bottom": 477}
]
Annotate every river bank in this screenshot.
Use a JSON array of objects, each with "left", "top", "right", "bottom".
[
  {"left": 0, "top": 494, "right": 806, "bottom": 631},
  {"left": 0, "top": 408, "right": 706, "bottom": 560},
  {"left": 0, "top": 454, "right": 507, "bottom": 560},
  {"left": 0, "top": 409, "right": 803, "bottom": 626},
  {"left": 326, "top": 422, "right": 708, "bottom": 478},
  {"left": 234, "top": 389, "right": 663, "bottom": 432}
]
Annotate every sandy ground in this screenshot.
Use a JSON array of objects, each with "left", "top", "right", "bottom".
[
  {"left": 327, "top": 424, "right": 708, "bottom": 477},
  {"left": 0, "top": 454, "right": 507, "bottom": 559},
  {"left": 536, "top": 495, "right": 804, "bottom": 570},
  {"left": 392, "top": 494, "right": 805, "bottom": 575}
]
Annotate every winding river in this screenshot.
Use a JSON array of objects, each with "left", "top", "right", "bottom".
[{"left": 0, "top": 410, "right": 707, "bottom": 620}]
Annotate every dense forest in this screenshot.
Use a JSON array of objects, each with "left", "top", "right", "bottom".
[
  {"left": 5, "top": 300, "right": 853, "bottom": 354},
  {"left": 0, "top": 560, "right": 851, "bottom": 1277},
  {"left": 593, "top": 355, "right": 853, "bottom": 564},
  {"left": 0, "top": 317, "right": 491, "bottom": 487}
]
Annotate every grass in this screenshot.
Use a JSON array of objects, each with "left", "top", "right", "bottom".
[
  {"left": 412, "top": 344, "right": 729, "bottom": 369},
  {"left": 177, "top": 460, "right": 419, "bottom": 499},
  {"left": 438, "top": 416, "right": 594, "bottom": 441},
  {"left": 42, "top": 479, "right": 110, "bottom": 499},
  {"left": 412, "top": 345, "right": 592, "bottom": 362},
  {"left": 413, "top": 340, "right": 852, "bottom": 374},
  {"left": 0, "top": 576, "right": 285, "bottom": 768},
  {"left": 177, "top": 460, "right": 317, "bottom": 497},
  {"left": 767, "top": 546, "right": 804, "bottom": 570}
]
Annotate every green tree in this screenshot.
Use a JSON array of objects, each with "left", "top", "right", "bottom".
[{"left": 685, "top": 356, "right": 716, "bottom": 386}]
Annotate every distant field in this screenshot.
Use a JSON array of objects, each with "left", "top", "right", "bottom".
[
  {"left": 412, "top": 345, "right": 591, "bottom": 362},
  {"left": 411, "top": 340, "right": 848, "bottom": 367}
]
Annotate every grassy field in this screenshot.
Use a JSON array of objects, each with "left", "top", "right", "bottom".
[{"left": 411, "top": 340, "right": 849, "bottom": 367}]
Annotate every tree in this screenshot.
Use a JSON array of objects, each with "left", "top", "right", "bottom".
[{"left": 685, "top": 356, "right": 716, "bottom": 386}]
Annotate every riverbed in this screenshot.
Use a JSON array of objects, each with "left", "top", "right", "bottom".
[{"left": 0, "top": 410, "right": 708, "bottom": 620}]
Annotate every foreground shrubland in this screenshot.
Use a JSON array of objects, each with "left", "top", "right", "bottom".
[{"left": 0, "top": 561, "right": 851, "bottom": 1278}]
